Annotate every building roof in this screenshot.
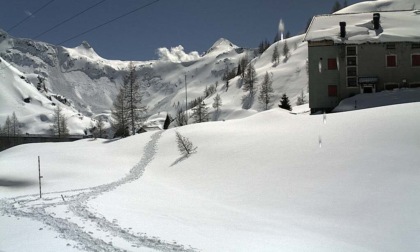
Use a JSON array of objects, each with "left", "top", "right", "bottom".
[{"left": 305, "top": 10, "right": 420, "bottom": 44}]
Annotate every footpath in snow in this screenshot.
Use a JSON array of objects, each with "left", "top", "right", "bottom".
[{"left": 1, "top": 131, "right": 197, "bottom": 252}]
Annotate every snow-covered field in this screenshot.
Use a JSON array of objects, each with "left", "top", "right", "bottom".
[
  {"left": 2, "top": 0, "right": 420, "bottom": 251},
  {"left": 1, "top": 94, "right": 420, "bottom": 251}
]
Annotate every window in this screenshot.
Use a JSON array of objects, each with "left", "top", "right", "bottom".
[
  {"left": 386, "top": 55, "right": 397, "bottom": 67},
  {"left": 347, "top": 67, "right": 357, "bottom": 76},
  {"left": 347, "top": 77, "right": 357, "bottom": 87},
  {"left": 412, "top": 54, "right": 420, "bottom": 67},
  {"left": 346, "top": 46, "right": 357, "bottom": 56},
  {"left": 328, "top": 58, "right": 337, "bottom": 70},
  {"left": 412, "top": 43, "right": 420, "bottom": 49},
  {"left": 328, "top": 85, "right": 337, "bottom": 97},
  {"left": 347, "top": 56, "right": 357, "bottom": 66}
]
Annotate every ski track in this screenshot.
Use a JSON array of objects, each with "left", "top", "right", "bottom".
[{"left": 0, "top": 131, "right": 199, "bottom": 252}]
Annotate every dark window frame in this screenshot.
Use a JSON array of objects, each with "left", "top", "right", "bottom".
[
  {"left": 412, "top": 54, "right": 420, "bottom": 67},
  {"left": 327, "top": 58, "right": 337, "bottom": 70},
  {"left": 347, "top": 77, "right": 358, "bottom": 87},
  {"left": 386, "top": 55, "right": 397, "bottom": 68},
  {"left": 346, "top": 56, "right": 357, "bottom": 66},
  {"left": 412, "top": 43, "right": 420, "bottom": 49},
  {"left": 346, "top": 46, "right": 357, "bottom": 56}
]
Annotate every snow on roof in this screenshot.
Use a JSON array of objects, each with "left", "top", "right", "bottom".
[{"left": 305, "top": 10, "right": 420, "bottom": 44}]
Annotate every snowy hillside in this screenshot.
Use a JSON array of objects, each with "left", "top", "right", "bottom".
[
  {"left": 337, "top": 0, "right": 420, "bottom": 13},
  {"left": 0, "top": 28, "right": 309, "bottom": 133},
  {"left": 1, "top": 98, "right": 420, "bottom": 251},
  {"left": 0, "top": 56, "right": 93, "bottom": 134}
]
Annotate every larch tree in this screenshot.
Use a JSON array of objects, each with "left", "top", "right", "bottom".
[
  {"left": 11, "top": 112, "right": 21, "bottom": 136},
  {"left": 191, "top": 101, "right": 209, "bottom": 123},
  {"left": 243, "top": 63, "right": 258, "bottom": 96},
  {"left": 111, "top": 87, "right": 129, "bottom": 137},
  {"left": 124, "top": 62, "right": 147, "bottom": 135},
  {"left": 51, "top": 105, "right": 69, "bottom": 138},
  {"left": 331, "top": 1, "right": 342, "bottom": 13},
  {"left": 272, "top": 46, "right": 280, "bottom": 65},
  {"left": 258, "top": 72, "right": 274, "bottom": 110},
  {"left": 212, "top": 93, "right": 222, "bottom": 112},
  {"left": 239, "top": 56, "right": 249, "bottom": 80},
  {"left": 283, "top": 40, "right": 290, "bottom": 60},
  {"left": 112, "top": 62, "right": 147, "bottom": 137},
  {"left": 175, "top": 131, "right": 197, "bottom": 156},
  {"left": 2, "top": 116, "right": 12, "bottom": 136}
]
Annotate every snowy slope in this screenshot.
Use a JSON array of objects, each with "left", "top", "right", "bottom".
[
  {"left": 336, "top": 0, "right": 420, "bottom": 13},
  {"left": 0, "top": 28, "right": 309, "bottom": 132},
  {"left": 1, "top": 98, "right": 419, "bottom": 251},
  {"left": 0, "top": 56, "right": 93, "bottom": 134}
]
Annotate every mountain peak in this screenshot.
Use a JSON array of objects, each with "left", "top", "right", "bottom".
[
  {"left": 206, "top": 38, "right": 238, "bottom": 54},
  {"left": 72, "top": 41, "right": 101, "bottom": 59},
  {"left": 80, "top": 40, "right": 92, "bottom": 49}
]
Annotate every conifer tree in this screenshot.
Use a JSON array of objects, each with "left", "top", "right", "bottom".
[
  {"left": 279, "top": 93, "right": 292, "bottom": 111},
  {"left": 124, "top": 62, "right": 146, "bottom": 135},
  {"left": 331, "top": 1, "right": 342, "bottom": 13},
  {"left": 212, "top": 93, "right": 222, "bottom": 112},
  {"left": 51, "top": 105, "right": 69, "bottom": 138},
  {"left": 243, "top": 64, "right": 258, "bottom": 96},
  {"left": 236, "top": 63, "right": 242, "bottom": 76},
  {"left": 111, "top": 87, "right": 129, "bottom": 137},
  {"left": 111, "top": 62, "right": 146, "bottom": 137},
  {"left": 283, "top": 40, "right": 290, "bottom": 60},
  {"left": 239, "top": 56, "right": 249, "bottom": 80},
  {"left": 2, "top": 116, "right": 12, "bottom": 137},
  {"left": 222, "top": 64, "right": 230, "bottom": 91},
  {"left": 175, "top": 131, "right": 197, "bottom": 156},
  {"left": 272, "top": 46, "right": 280, "bottom": 65},
  {"left": 11, "top": 112, "right": 21, "bottom": 136},
  {"left": 191, "top": 101, "right": 209, "bottom": 123},
  {"left": 175, "top": 107, "right": 188, "bottom": 127},
  {"left": 296, "top": 89, "right": 307, "bottom": 105},
  {"left": 258, "top": 72, "right": 274, "bottom": 110}
]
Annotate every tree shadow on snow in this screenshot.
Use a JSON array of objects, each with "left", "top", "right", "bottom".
[
  {"left": 170, "top": 154, "right": 193, "bottom": 167},
  {"left": 242, "top": 93, "right": 254, "bottom": 110},
  {"left": 0, "top": 178, "right": 35, "bottom": 188}
]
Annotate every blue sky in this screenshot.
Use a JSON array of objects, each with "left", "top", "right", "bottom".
[{"left": 0, "top": 0, "right": 363, "bottom": 61}]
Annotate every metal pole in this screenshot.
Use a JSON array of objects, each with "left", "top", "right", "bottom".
[
  {"left": 38, "top": 156, "right": 42, "bottom": 198},
  {"left": 185, "top": 74, "right": 188, "bottom": 125}
]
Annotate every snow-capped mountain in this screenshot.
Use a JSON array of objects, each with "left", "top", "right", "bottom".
[
  {"left": 2, "top": 0, "right": 419, "bottom": 135},
  {"left": 0, "top": 28, "right": 308, "bottom": 134},
  {"left": 336, "top": 0, "right": 420, "bottom": 13}
]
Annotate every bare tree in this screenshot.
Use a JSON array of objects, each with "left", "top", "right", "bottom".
[
  {"left": 111, "top": 62, "right": 147, "bottom": 137},
  {"left": 1, "top": 116, "right": 12, "bottom": 136},
  {"left": 111, "top": 87, "right": 129, "bottom": 137},
  {"left": 296, "top": 89, "right": 307, "bottom": 105},
  {"left": 175, "top": 131, "right": 197, "bottom": 156},
  {"left": 124, "top": 62, "right": 147, "bottom": 135},
  {"left": 258, "top": 72, "right": 274, "bottom": 110},
  {"left": 51, "top": 105, "right": 69, "bottom": 138},
  {"left": 175, "top": 107, "right": 188, "bottom": 127}
]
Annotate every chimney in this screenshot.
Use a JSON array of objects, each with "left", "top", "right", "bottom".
[
  {"left": 373, "top": 13, "right": 380, "bottom": 30},
  {"left": 339, "top": 22, "right": 346, "bottom": 38}
]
